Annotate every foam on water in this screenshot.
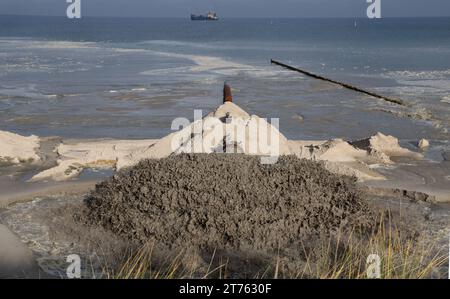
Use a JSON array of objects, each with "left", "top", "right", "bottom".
[
  {"left": 138, "top": 39, "right": 311, "bottom": 52},
  {"left": 139, "top": 49, "right": 293, "bottom": 80},
  {"left": 0, "top": 16, "right": 449, "bottom": 157},
  {"left": 383, "top": 69, "right": 450, "bottom": 80},
  {"left": 374, "top": 67, "right": 450, "bottom": 141},
  {"left": 0, "top": 86, "right": 59, "bottom": 100},
  {"left": 0, "top": 39, "right": 103, "bottom": 75},
  {"left": 20, "top": 40, "right": 98, "bottom": 50},
  {"left": 440, "top": 96, "right": 450, "bottom": 104}
]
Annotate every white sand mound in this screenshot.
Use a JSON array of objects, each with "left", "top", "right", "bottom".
[
  {"left": 418, "top": 139, "right": 430, "bottom": 149},
  {"left": 0, "top": 130, "right": 40, "bottom": 164},
  {"left": 287, "top": 139, "right": 384, "bottom": 180},
  {"left": 116, "top": 102, "right": 292, "bottom": 169},
  {"left": 208, "top": 101, "right": 250, "bottom": 119},
  {"left": 289, "top": 139, "right": 368, "bottom": 162},
  {"left": 350, "top": 132, "right": 422, "bottom": 163},
  {"left": 30, "top": 139, "right": 157, "bottom": 182},
  {"left": 22, "top": 103, "right": 422, "bottom": 182}
]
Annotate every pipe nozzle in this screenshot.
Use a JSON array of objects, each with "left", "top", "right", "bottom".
[{"left": 223, "top": 83, "right": 233, "bottom": 103}]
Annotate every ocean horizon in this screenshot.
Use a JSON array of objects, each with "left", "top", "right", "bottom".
[
  {"left": 1, "top": 10, "right": 450, "bottom": 281},
  {"left": 1, "top": 15, "right": 449, "bottom": 160}
]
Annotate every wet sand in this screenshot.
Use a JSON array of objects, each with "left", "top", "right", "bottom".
[
  {"left": 0, "top": 175, "right": 98, "bottom": 208},
  {"left": 0, "top": 102, "right": 449, "bottom": 278},
  {"left": 364, "top": 159, "right": 450, "bottom": 203},
  {"left": 0, "top": 224, "right": 35, "bottom": 278},
  {"left": 1, "top": 165, "right": 449, "bottom": 279}
]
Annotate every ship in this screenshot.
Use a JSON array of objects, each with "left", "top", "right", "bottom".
[{"left": 191, "top": 12, "right": 219, "bottom": 21}]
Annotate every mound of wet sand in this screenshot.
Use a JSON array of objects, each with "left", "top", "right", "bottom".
[{"left": 84, "top": 154, "right": 375, "bottom": 255}]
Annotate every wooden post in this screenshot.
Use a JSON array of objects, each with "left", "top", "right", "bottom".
[{"left": 271, "top": 59, "right": 407, "bottom": 107}]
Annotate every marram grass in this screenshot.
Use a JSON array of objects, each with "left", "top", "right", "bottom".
[{"left": 91, "top": 212, "right": 447, "bottom": 279}]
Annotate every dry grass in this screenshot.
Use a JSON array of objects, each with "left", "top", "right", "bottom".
[
  {"left": 95, "top": 244, "right": 227, "bottom": 279},
  {"left": 292, "top": 213, "right": 447, "bottom": 279},
  {"left": 97, "top": 212, "right": 447, "bottom": 279}
]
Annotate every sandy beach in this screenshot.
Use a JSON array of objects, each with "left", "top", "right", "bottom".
[
  {"left": 1, "top": 102, "right": 448, "bottom": 200},
  {"left": 1, "top": 14, "right": 450, "bottom": 281},
  {"left": 1, "top": 101, "right": 449, "bottom": 278}
]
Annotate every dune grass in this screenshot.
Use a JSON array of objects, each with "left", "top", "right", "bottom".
[
  {"left": 292, "top": 213, "right": 447, "bottom": 279},
  {"left": 96, "top": 212, "right": 447, "bottom": 279}
]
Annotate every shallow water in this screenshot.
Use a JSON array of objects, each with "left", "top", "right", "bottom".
[{"left": 0, "top": 16, "right": 449, "bottom": 160}]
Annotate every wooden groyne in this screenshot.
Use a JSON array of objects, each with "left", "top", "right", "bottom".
[{"left": 270, "top": 59, "right": 407, "bottom": 107}]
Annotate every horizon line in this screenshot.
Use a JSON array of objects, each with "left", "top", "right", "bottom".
[{"left": 1, "top": 14, "right": 450, "bottom": 19}]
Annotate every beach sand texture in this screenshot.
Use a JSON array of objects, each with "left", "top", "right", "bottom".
[
  {"left": 0, "top": 102, "right": 448, "bottom": 278},
  {"left": 0, "top": 224, "right": 36, "bottom": 278},
  {"left": 0, "top": 102, "right": 424, "bottom": 182}
]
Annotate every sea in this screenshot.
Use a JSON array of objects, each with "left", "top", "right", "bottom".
[{"left": 0, "top": 16, "right": 449, "bottom": 161}]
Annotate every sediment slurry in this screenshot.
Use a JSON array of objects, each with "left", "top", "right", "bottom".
[{"left": 84, "top": 154, "right": 375, "bottom": 253}]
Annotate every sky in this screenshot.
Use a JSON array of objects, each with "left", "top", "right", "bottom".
[{"left": 1, "top": 0, "right": 449, "bottom": 18}]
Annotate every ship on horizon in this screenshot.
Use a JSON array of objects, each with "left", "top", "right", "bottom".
[{"left": 191, "top": 12, "right": 219, "bottom": 21}]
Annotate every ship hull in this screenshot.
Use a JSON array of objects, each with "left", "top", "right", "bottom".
[{"left": 191, "top": 14, "right": 219, "bottom": 21}]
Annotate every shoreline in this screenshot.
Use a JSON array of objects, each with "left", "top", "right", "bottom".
[
  {"left": 1, "top": 101, "right": 449, "bottom": 278},
  {"left": 1, "top": 102, "right": 449, "bottom": 205},
  {"left": 0, "top": 178, "right": 98, "bottom": 208},
  {"left": 1, "top": 154, "right": 449, "bottom": 279}
]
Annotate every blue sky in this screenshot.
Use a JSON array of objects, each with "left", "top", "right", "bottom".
[{"left": 1, "top": 0, "right": 449, "bottom": 17}]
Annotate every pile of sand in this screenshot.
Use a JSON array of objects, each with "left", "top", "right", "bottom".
[
  {"left": 29, "top": 139, "right": 158, "bottom": 182},
  {"left": 23, "top": 102, "right": 422, "bottom": 182},
  {"left": 0, "top": 130, "right": 40, "bottom": 164},
  {"left": 84, "top": 154, "right": 375, "bottom": 255},
  {"left": 115, "top": 102, "right": 291, "bottom": 169},
  {"left": 350, "top": 132, "right": 422, "bottom": 164}
]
